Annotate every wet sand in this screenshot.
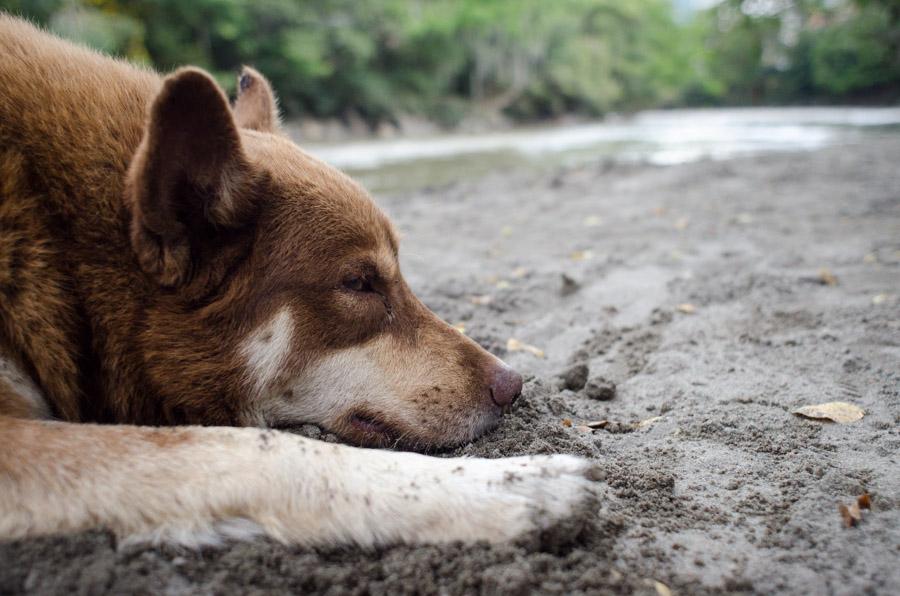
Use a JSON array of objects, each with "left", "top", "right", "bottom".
[{"left": 2, "top": 139, "right": 899, "bottom": 595}]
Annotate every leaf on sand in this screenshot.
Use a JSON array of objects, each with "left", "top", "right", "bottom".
[
  {"left": 573, "top": 418, "right": 661, "bottom": 433},
  {"left": 676, "top": 303, "right": 696, "bottom": 314},
  {"left": 793, "top": 401, "right": 864, "bottom": 424},
  {"left": 643, "top": 579, "right": 673, "bottom": 596},
  {"left": 837, "top": 493, "right": 872, "bottom": 529},
  {"left": 470, "top": 294, "right": 493, "bottom": 305},
  {"left": 839, "top": 503, "right": 862, "bottom": 528},
  {"left": 569, "top": 249, "right": 594, "bottom": 262},
  {"left": 818, "top": 268, "right": 838, "bottom": 286},
  {"left": 561, "top": 418, "right": 573, "bottom": 427},
  {"left": 635, "top": 416, "right": 662, "bottom": 429},
  {"left": 506, "top": 338, "right": 545, "bottom": 358}
]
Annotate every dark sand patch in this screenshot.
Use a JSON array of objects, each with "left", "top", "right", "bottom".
[{"left": 2, "top": 139, "right": 899, "bottom": 595}]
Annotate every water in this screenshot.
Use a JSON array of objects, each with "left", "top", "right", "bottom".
[{"left": 302, "top": 107, "right": 900, "bottom": 194}]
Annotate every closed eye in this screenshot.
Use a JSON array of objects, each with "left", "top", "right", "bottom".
[
  {"left": 343, "top": 275, "right": 375, "bottom": 293},
  {"left": 340, "top": 268, "right": 393, "bottom": 320}
]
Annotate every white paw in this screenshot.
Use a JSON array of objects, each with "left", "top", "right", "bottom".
[
  {"left": 150, "top": 434, "right": 601, "bottom": 549},
  {"left": 456, "top": 454, "right": 598, "bottom": 541},
  {"left": 374, "top": 453, "right": 599, "bottom": 545}
]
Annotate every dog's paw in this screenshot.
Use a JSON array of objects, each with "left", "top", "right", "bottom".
[
  {"left": 255, "top": 438, "right": 599, "bottom": 548},
  {"left": 389, "top": 453, "right": 599, "bottom": 544},
  {"left": 465, "top": 454, "right": 598, "bottom": 540}
]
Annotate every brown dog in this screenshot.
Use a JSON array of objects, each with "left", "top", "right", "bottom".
[{"left": 0, "top": 15, "right": 594, "bottom": 547}]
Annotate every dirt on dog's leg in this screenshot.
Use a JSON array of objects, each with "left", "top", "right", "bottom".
[{"left": 0, "top": 417, "right": 597, "bottom": 547}]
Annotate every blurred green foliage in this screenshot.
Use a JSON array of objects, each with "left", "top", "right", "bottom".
[
  {"left": 2, "top": 0, "right": 897, "bottom": 126},
  {"left": 688, "top": 0, "right": 900, "bottom": 105}
]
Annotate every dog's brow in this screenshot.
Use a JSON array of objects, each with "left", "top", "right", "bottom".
[
  {"left": 374, "top": 249, "right": 399, "bottom": 282},
  {"left": 379, "top": 220, "right": 400, "bottom": 256},
  {"left": 388, "top": 233, "right": 399, "bottom": 256}
]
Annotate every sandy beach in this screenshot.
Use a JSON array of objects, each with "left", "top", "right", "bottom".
[{"left": 2, "top": 137, "right": 898, "bottom": 595}]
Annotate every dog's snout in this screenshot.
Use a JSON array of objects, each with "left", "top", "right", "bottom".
[{"left": 489, "top": 364, "right": 523, "bottom": 408}]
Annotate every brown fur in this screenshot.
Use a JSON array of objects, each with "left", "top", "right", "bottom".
[
  {"left": 0, "top": 388, "right": 36, "bottom": 419},
  {"left": 0, "top": 14, "right": 517, "bottom": 446},
  {"left": 0, "top": 18, "right": 594, "bottom": 550},
  {"left": 233, "top": 66, "right": 282, "bottom": 134}
]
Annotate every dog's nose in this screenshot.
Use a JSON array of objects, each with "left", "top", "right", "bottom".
[{"left": 489, "top": 364, "right": 523, "bottom": 408}]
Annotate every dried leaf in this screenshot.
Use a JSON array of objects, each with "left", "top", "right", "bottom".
[
  {"left": 839, "top": 494, "right": 872, "bottom": 527},
  {"left": 839, "top": 504, "right": 857, "bottom": 527},
  {"left": 676, "top": 303, "right": 696, "bottom": 314},
  {"left": 506, "top": 338, "right": 545, "bottom": 358},
  {"left": 574, "top": 425, "right": 593, "bottom": 433},
  {"left": 635, "top": 416, "right": 663, "bottom": 429},
  {"left": 580, "top": 418, "right": 662, "bottom": 433},
  {"left": 652, "top": 580, "right": 673, "bottom": 596},
  {"left": 469, "top": 294, "right": 493, "bottom": 306},
  {"left": 569, "top": 249, "right": 594, "bottom": 262},
  {"left": 793, "top": 401, "right": 864, "bottom": 424},
  {"left": 818, "top": 268, "right": 838, "bottom": 286},
  {"left": 839, "top": 502, "right": 862, "bottom": 527},
  {"left": 561, "top": 418, "right": 573, "bottom": 428},
  {"left": 594, "top": 420, "right": 638, "bottom": 434}
]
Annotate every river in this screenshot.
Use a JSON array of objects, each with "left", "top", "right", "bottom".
[{"left": 301, "top": 107, "right": 900, "bottom": 194}]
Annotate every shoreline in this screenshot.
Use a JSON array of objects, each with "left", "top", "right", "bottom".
[{"left": 287, "top": 103, "right": 900, "bottom": 145}]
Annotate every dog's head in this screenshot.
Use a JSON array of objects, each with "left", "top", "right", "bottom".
[{"left": 124, "top": 67, "right": 521, "bottom": 449}]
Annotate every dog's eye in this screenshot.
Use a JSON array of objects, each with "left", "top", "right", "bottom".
[{"left": 343, "top": 276, "right": 373, "bottom": 293}]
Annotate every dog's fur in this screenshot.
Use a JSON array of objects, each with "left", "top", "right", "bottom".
[{"left": 0, "top": 15, "right": 594, "bottom": 548}]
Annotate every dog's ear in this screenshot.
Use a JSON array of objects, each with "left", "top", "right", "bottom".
[
  {"left": 127, "top": 67, "right": 257, "bottom": 287},
  {"left": 233, "top": 66, "right": 282, "bottom": 134}
]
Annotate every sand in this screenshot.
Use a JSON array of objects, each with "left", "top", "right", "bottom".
[{"left": 2, "top": 139, "right": 899, "bottom": 595}]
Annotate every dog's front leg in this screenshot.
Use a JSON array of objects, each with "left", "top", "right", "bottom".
[{"left": 0, "top": 418, "right": 597, "bottom": 547}]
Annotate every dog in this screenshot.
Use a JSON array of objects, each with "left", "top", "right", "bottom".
[{"left": 0, "top": 15, "right": 594, "bottom": 548}]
